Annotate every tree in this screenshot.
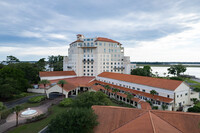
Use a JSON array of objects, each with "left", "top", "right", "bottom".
[
  {"left": 104, "top": 85, "right": 111, "bottom": 95},
  {"left": 125, "top": 92, "right": 133, "bottom": 104},
  {"left": 12, "top": 105, "right": 23, "bottom": 126},
  {"left": 150, "top": 90, "right": 157, "bottom": 103},
  {"left": 155, "top": 71, "right": 159, "bottom": 77},
  {"left": 161, "top": 104, "right": 168, "bottom": 110},
  {"left": 35, "top": 58, "right": 46, "bottom": 71},
  {"left": 39, "top": 80, "right": 50, "bottom": 97},
  {"left": 48, "top": 108, "right": 98, "bottom": 133},
  {"left": 188, "top": 106, "right": 200, "bottom": 113},
  {"left": 0, "top": 66, "right": 29, "bottom": 99},
  {"left": 72, "top": 91, "right": 112, "bottom": 108},
  {"left": 14, "top": 62, "right": 40, "bottom": 84},
  {"left": 131, "top": 65, "right": 152, "bottom": 77},
  {"left": 112, "top": 88, "right": 120, "bottom": 99},
  {"left": 6, "top": 55, "right": 20, "bottom": 64},
  {"left": 191, "top": 98, "right": 199, "bottom": 104},
  {"left": 57, "top": 80, "right": 67, "bottom": 98},
  {"left": 168, "top": 64, "right": 186, "bottom": 76},
  {"left": 48, "top": 55, "right": 63, "bottom": 71},
  {"left": 163, "top": 72, "right": 166, "bottom": 77}
]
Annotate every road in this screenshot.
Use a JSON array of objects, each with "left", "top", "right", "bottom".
[{"left": 4, "top": 94, "right": 45, "bottom": 109}]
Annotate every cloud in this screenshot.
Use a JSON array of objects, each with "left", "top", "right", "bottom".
[{"left": 0, "top": 0, "right": 200, "bottom": 61}]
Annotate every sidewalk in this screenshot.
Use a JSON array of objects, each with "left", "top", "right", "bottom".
[{"left": 0, "top": 97, "right": 62, "bottom": 133}]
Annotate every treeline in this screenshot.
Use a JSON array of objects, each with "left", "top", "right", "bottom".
[
  {"left": 131, "top": 64, "right": 187, "bottom": 79},
  {"left": 0, "top": 55, "right": 63, "bottom": 100}
]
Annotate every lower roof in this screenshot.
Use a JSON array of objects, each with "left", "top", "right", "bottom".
[
  {"left": 39, "top": 71, "right": 76, "bottom": 77},
  {"left": 98, "top": 72, "right": 183, "bottom": 91},
  {"left": 92, "top": 105, "right": 200, "bottom": 133}
]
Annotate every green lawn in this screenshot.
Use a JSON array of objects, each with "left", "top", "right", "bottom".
[
  {"left": 185, "top": 79, "right": 200, "bottom": 92},
  {"left": 8, "top": 105, "right": 67, "bottom": 133},
  {"left": 195, "top": 102, "right": 200, "bottom": 107}
]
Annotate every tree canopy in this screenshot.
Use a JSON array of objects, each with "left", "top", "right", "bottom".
[
  {"left": 167, "top": 64, "right": 186, "bottom": 76},
  {"left": 0, "top": 66, "right": 29, "bottom": 99},
  {"left": 131, "top": 65, "right": 152, "bottom": 77},
  {"left": 48, "top": 55, "right": 63, "bottom": 71},
  {"left": 72, "top": 91, "right": 112, "bottom": 108},
  {"left": 48, "top": 107, "right": 98, "bottom": 133}
]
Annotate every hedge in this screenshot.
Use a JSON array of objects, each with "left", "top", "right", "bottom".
[{"left": 28, "top": 96, "right": 46, "bottom": 103}]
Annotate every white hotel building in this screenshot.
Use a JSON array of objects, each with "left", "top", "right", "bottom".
[{"left": 63, "top": 34, "right": 136, "bottom": 76}]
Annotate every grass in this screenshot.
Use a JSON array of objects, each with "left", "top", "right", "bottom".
[
  {"left": 8, "top": 105, "right": 67, "bottom": 133},
  {"left": 185, "top": 79, "right": 200, "bottom": 92},
  {"left": 195, "top": 102, "right": 200, "bottom": 107}
]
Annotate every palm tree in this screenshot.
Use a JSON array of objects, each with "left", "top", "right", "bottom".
[
  {"left": 39, "top": 80, "right": 50, "bottom": 97},
  {"left": 125, "top": 92, "right": 134, "bottom": 104},
  {"left": 104, "top": 85, "right": 111, "bottom": 95},
  {"left": 112, "top": 88, "right": 120, "bottom": 99},
  {"left": 57, "top": 80, "right": 67, "bottom": 98},
  {"left": 155, "top": 71, "right": 159, "bottom": 77},
  {"left": 150, "top": 90, "right": 157, "bottom": 104},
  {"left": 12, "top": 105, "right": 23, "bottom": 126}
]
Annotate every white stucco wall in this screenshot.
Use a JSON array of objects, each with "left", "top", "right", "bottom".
[
  {"left": 46, "top": 85, "right": 68, "bottom": 98},
  {"left": 27, "top": 88, "right": 45, "bottom": 93},
  {"left": 174, "top": 82, "right": 191, "bottom": 106}
]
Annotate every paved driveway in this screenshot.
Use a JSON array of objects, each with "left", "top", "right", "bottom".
[
  {"left": 0, "top": 97, "right": 62, "bottom": 133},
  {"left": 4, "top": 94, "right": 45, "bottom": 109}
]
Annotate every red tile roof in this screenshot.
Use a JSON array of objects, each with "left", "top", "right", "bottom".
[
  {"left": 50, "top": 76, "right": 95, "bottom": 87},
  {"left": 92, "top": 80, "right": 173, "bottom": 103},
  {"left": 92, "top": 105, "right": 200, "bottom": 133},
  {"left": 95, "top": 37, "right": 121, "bottom": 44},
  {"left": 98, "top": 72, "right": 183, "bottom": 91},
  {"left": 39, "top": 71, "right": 76, "bottom": 77},
  {"left": 139, "top": 101, "right": 152, "bottom": 110},
  {"left": 48, "top": 76, "right": 95, "bottom": 92}
]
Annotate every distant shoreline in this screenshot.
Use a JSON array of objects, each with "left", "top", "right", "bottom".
[{"left": 136, "top": 64, "right": 200, "bottom": 67}]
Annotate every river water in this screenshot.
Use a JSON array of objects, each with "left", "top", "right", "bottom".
[{"left": 151, "top": 67, "right": 200, "bottom": 78}]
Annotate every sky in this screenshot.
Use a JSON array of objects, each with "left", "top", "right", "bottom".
[{"left": 0, "top": 0, "right": 200, "bottom": 62}]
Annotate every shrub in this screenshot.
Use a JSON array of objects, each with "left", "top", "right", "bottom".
[
  {"left": 13, "top": 92, "right": 28, "bottom": 99},
  {"left": 170, "top": 77, "right": 184, "bottom": 81},
  {"left": 188, "top": 106, "right": 200, "bottom": 113},
  {"left": 0, "top": 102, "right": 6, "bottom": 111},
  {"left": 26, "top": 113, "right": 46, "bottom": 123},
  {"left": 48, "top": 108, "right": 98, "bottom": 133},
  {"left": 152, "top": 106, "right": 158, "bottom": 110},
  {"left": 0, "top": 108, "right": 13, "bottom": 119},
  {"left": 28, "top": 96, "right": 46, "bottom": 103},
  {"left": 59, "top": 98, "right": 73, "bottom": 107},
  {"left": 72, "top": 91, "right": 112, "bottom": 108}
]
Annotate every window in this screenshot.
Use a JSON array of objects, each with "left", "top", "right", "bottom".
[
  {"left": 142, "top": 89, "right": 145, "bottom": 92},
  {"left": 137, "top": 88, "right": 140, "bottom": 91},
  {"left": 167, "top": 95, "right": 170, "bottom": 98},
  {"left": 181, "top": 94, "right": 182, "bottom": 97},
  {"left": 185, "top": 93, "right": 188, "bottom": 96},
  {"left": 132, "top": 87, "right": 135, "bottom": 89},
  {"left": 177, "top": 95, "right": 179, "bottom": 98}
]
